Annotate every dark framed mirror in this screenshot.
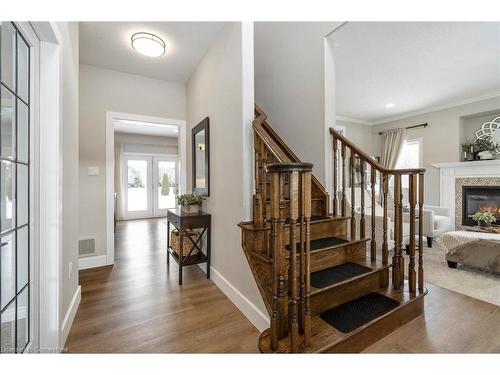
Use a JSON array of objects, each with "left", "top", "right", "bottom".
[{"left": 192, "top": 117, "right": 210, "bottom": 196}]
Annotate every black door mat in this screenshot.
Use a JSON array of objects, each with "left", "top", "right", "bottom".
[
  {"left": 287, "top": 236, "right": 350, "bottom": 252},
  {"left": 320, "top": 292, "right": 400, "bottom": 333},
  {"left": 311, "top": 262, "right": 372, "bottom": 288}
]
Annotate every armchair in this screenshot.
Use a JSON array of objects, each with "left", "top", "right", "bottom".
[{"left": 420, "top": 205, "right": 453, "bottom": 247}]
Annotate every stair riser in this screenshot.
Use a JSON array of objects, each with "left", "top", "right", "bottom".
[
  {"left": 241, "top": 219, "right": 348, "bottom": 254},
  {"left": 264, "top": 200, "right": 325, "bottom": 220},
  {"left": 310, "top": 242, "right": 366, "bottom": 272},
  {"left": 311, "top": 268, "right": 389, "bottom": 315},
  {"left": 318, "top": 295, "right": 425, "bottom": 353}
]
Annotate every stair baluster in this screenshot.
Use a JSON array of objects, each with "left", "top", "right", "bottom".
[
  {"left": 269, "top": 172, "right": 282, "bottom": 350},
  {"left": 289, "top": 170, "right": 299, "bottom": 353},
  {"left": 303, "top": 170, "right": 312, "bottom": 348},
  {"left": 341, "top": 144, "right": 347, "bottom": 217},
  {"left": 382, "top": 174, "right": 389, "bottom": 265},
  {"left": 393, "top": 175, "right": 403, "bottom": 290},
  {"left": 332, "top": 138, "right": 338, "bottom": 216},
  {"left": 360, "top": 159, "right": 366, "bottom": 239},
  {"left": 370, "top": 166, "right": 376, "bottom": 261},
  {"left": 408, "top": 174, "right": 417, "bottom": 293},
  {"left": 350, "top": 150, "right": 356, "bottom": 239},
  {"left": 418, "top": 173, "right": 425, "bottom": 292}
]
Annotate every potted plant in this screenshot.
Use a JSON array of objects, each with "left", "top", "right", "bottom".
[
  {"left": 473, "top": 138, "right": 496, "bottom": 160},
  {"left": 461, "top": 142, "right": 474, "bottom": 161},
  {"left": 471, "top": 211, "right": 496, "bottom": 228},
  {"left": 177, "top": 192, "right": 204, "bottom": 214}
]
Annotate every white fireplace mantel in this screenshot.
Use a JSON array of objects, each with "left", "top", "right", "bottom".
[{"left": 432, "top": 159, "right": 500, "bottom": 228}]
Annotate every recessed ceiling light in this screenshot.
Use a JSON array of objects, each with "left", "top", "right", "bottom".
[
  {"left": 385, "top": 103, "right": 395, "bottom": 108},
  {"left": 131, "top": 32, "right": 166, "bottom": 57}
]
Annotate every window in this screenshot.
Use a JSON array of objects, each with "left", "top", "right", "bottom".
[
  {"left": 396, "top": 138, "right": 422, "bottom": 188},
  {"left": 1, "top": 22, "right": 31, "bottom": 354}
]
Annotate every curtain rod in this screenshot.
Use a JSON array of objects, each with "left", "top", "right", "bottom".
[{"left": 378, "top": 123, "right": 428, "bottom": 135}]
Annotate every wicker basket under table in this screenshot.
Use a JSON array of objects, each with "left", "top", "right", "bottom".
[{"left": 170, "top": 230, "right": 199, "bottom": 257}]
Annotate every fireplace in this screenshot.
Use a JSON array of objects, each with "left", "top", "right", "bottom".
[{"left": 462, "top": 186, "right": 500, "bottom": 226}]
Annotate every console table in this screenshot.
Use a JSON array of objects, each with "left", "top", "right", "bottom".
[{"left": 167, "top": 208, "right": 211, "bottom": 285}]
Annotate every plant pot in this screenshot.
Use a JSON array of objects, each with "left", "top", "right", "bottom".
[
  {"left": 478, "top": 220, "right": 492, "bottom": 228},
  {"left": 181, "top": 204, "right": 200, "bottom": 214}
]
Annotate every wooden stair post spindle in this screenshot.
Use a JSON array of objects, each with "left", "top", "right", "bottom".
[
  {"left": 360, "top": 159, "right": 366, "bottom": 239},
  {"left": 303, "top": 170, "right": 312, "bottom": 348},
  {"left": 269, "top": 172, "right": 281, "bottom": 351},
  {"left": 350, "top": 151, "right": 356, "bottom": 239},
  {"left": 370, "top": 166, "right": 376, "bottom": 261},
  {"left": 288, "top": 171, "right": 299, "bottom": 353},
  {"left": 408, "top": 174, "right": 417, "bottom": 293},
  {"left": 341, "top": 144, "right": 347, "bottom": 217},
  {"left": 332, "top": 138, "right": 338, "bottom": 216},
  {"left": 418, "top": 173, "right": 425, "bottom": 292},
  {"left": 382, "top": 174, "right": 389, "bottom": 265},
  {"left": 392, "top": 175, "right": 403, "bottom": 289}
]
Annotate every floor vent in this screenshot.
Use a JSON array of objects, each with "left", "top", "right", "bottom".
[{"left": 79, "top": 238, "right": 96, "bottom": 256}]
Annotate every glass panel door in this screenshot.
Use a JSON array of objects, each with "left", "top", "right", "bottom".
[
  {"left": 153, "top": 156, "right": 178, "bottom": 216},
  {"left": 123, "top": 156, "right": 151, "bottom": 219},
  {"left": 0, "top": 22, "right": 31, "bottom": 354}
]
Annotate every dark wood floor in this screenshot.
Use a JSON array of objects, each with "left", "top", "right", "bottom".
[{"left": 65, "top": 218, "right": 500, "bottom": 353}]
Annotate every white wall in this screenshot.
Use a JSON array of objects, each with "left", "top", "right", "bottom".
[
  {"left": 254, "top": 22, "right": 342, "bottom": 184},
  {"left": 186, "top": 22, "right": 267, "bottom": 330},
  {"left": 371, "top": 96, "right": 500, "bottom": 205},
  {"left": 56, "top": 21, "right": 80, "bottom": 344},
  {"left": 79, "top": 64, "right": 186, "bottom": 258},
  {"left": 114, "top": 133, "right": 178, "bottom": 155},
  {"left": 334, "top": 118, "right": 373, "bottom": 152}
]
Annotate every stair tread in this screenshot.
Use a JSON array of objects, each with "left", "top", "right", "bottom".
[
  {"left": 258, "top": 281, "right": 427, "bottom": 353},
  {"left": 311, "top": 258, "right": 390, "bottom": 294},
  {"left": 310, "top": 262, "right": 373, "bottom": 289},
  {"left": 320, "top": 292, "right": 400, "bottom": 333}
]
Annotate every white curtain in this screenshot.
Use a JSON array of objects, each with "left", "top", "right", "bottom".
[
  {"left": 381, "top": 128, "right": 406, "bottom": 169},
  {"left": 115, "top": 142, "right": 124, "bottom": 221}
]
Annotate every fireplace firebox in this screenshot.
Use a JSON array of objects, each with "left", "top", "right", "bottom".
[{"left": 462, "top": 186, "right": 500, "bottom": 226}]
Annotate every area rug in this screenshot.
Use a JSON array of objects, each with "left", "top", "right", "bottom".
[{"left": 411, "top": 243, "right": 500, "bottom": 306}]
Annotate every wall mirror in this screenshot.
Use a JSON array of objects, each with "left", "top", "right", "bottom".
[{"left": 192, "top": 117, "right": 210, "bottom": 196}]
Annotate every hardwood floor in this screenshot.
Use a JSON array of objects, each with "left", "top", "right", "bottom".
[
  {"left": 65, "top": 218, "right": 259, "bottom": 353},
  {"left": 65, "top": 218, "right": 500, "bottom": 353}
]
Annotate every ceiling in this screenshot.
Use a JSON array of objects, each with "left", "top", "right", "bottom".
[
  {"left": 332, "top": 22, "right": 500, "bottom": 124},
  {"left": 114, "top": 119, "right": 179, "bottom": 137},
  {"left": 79, "top": 22, "right": 226, "bottom": 83}
]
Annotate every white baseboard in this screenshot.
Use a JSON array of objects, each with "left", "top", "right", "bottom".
[
  {"left": 60, "top": 285, "right": 81, "bottom": 347},
  {"left": 79, "top": 255, "right": 107, "bottom": 270},
  {"left": 206, "top": 266, "right": 269, "bottom": 332}
]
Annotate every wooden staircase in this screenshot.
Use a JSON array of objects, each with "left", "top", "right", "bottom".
[{"left": 239, "top": 106, "right": 427, "bottom": 353}]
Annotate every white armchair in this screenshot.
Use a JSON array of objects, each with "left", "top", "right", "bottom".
[
  {"left": 420, "top": 205, "right": 453, "bottom": 247},
  {"left": 341, "top": 188, "right": 395, "bottom": 251}
]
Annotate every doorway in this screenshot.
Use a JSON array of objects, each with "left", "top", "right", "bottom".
[{"left": 123, "top": 154, "right": 178, "bottom": 220}]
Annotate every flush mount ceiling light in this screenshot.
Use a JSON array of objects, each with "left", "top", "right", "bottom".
[
  {"left": 131, "top": 32, "right": 166, "bottom": 57},
  {"left": 385, "top": 103, "right": 395, "bottom": 108}
]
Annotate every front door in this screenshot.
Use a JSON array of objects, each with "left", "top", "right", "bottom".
[{"left": 123, "top": 154, "right": 178, "bottom": 220}]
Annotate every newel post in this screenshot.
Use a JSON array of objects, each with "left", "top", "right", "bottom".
[{"left": 266, "top": 162, "right": 313, "bottom": 353}]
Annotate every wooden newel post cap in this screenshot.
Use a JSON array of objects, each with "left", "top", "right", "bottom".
[{"left": 265, "top": 162, "right": 314, "bottom": 173}]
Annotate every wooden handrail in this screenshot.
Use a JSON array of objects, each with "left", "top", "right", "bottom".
[{"left": 330, "top": 128, "right": 425, "bottom": 175}]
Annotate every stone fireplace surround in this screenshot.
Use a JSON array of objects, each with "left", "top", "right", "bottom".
[
  {"left": 432, "top": 160, "right": 500, "bottom": 229},
  {"left": 455, "top": 177, "right": 500, "bottom": 230}
]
